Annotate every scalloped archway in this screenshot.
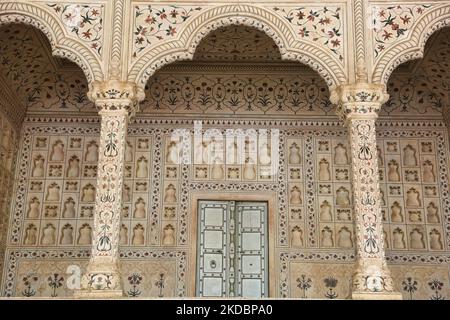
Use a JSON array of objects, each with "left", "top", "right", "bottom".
[
  {"left": 372, "top": 4, "right": 450, "bottom": 85},
  {"left": 128, "top": 4, "right": 347, "bottom": 90},
  {"left": 0, "top": 2, "right": 104, "bottom": 84}
]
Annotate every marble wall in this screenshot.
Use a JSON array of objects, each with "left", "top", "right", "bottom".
[
  {"left": 1, "top": 118, "right": 449, "bottom": 299},
  {"left": 0, "top": 111, "right": 19, "bottom": 289}
]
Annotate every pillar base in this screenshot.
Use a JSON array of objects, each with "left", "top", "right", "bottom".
[
  {"left": 76, "top": 256, "right": 124, "bottom": 298},
  {"left": 352, "top": 291, "right": 403, "bottom": 300}
]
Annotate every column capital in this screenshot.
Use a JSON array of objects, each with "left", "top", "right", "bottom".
[
  {"left": 330, "top": 83, "right": 389, "bottom": 123},
  {"left": 88, "top": 80, "right": 145, "bottom": 116}
]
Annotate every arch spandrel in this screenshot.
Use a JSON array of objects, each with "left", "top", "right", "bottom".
[
  {"left": 0, "top": 1, "right": 105, "bottom": 84},
  {"left": 128, "top": 4, "right": 348, "bottom": 90},
  {"left": 371, "top": 3, "right": 450, "bottom": 85}
]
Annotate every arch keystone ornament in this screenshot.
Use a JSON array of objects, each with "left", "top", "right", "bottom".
[
  {"left": 75, "top": 81, "right": 144, "bottom": 298},
  {"left": 330, "top": 83, "right": 402, "bottom": 300}
]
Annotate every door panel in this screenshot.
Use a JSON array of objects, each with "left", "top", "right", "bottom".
[
  {"left": 197, "top": 201, "right": 230, "bottom": 297},
  {"left": 236, "top": 202, "right": 268, "bottom": 298},
  {"left": 197, "top": 200, "right": 268, "bottom": 298}
]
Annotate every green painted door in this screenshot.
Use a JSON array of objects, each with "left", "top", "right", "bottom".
[{"left": 196, "top": 200, "right": 268, "bottom": 297}]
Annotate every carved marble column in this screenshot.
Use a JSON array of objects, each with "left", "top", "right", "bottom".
[
  {"left": 75, "top": 81, "right": 144, "bottom": 298},
  {"left": 330, "top": 84, "right": 402, "bottom": 300}
]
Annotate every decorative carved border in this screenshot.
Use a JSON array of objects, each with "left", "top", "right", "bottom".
[
  {"left": 111, "top": 0, "right": 125, "bottom": 65},
  {"left": 128, "top": 4, "right": 346, "bottom": 89},
  {"left": 372, "top": 4, "right": 450, "bottom": 85},
  {"left": 22, "top": 115, "right": 447, "bottom": 129},
  {"left": 354, "top": 0, "right": 366, "bottom": 66},
  {"left": 5, "top": 247, "right": 446, "bottom": 298},
  {"left": 0, "top": 2, "right": 104, "bottom": 83},
  {"left": 126, "top": 127, "right": 165, "bottom": 245}
]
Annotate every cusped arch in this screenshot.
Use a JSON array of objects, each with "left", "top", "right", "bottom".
[
  {"left": 129, "top": 4, "right": 346, "bottom": 90},
  {"left": 0, "top": 2, "right": 104, "bottom": 83},
  {"left": 372, "top": 4, "right": 450, "bottom": 85}
]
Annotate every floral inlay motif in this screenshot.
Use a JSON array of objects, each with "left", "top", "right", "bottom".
[
  {"left": 143, "top": 72, "right": 331, "bottom": 115},
  {"left": 132, "top": 5, "right": 203, "bottom": 58},
  {"left": 272, "top": 6, "right": 343, "bottom": 61},
  {"left": 371, "top": 5, "right": 433, "bottom": 58},
  {"left": 47, "top": 3, "right": 104, "bottom": 55},
  {"left": 93, "top": 115, "right": 128, "bottom": 257}
]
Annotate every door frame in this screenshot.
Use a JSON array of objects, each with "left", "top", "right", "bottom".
[{"left": 189, "top": 191, "right": 277, "bottom": 297}]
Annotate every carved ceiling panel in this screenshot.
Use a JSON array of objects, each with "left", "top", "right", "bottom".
[
  {"left": 193, "top": 25, "right": 281, "bottom": 62},
  {"left": 419, "top": 29, "right": 450, "bottom": 94},
  {"left": 0, "top": 23, "right": 94, "bottom": 114},
  {"left": 386, "top": 28, "right": 450, "bottom": 116}
]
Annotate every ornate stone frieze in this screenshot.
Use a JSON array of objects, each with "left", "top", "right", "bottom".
[
  {"left": 280, "top": 256, "right": 449, "bottom": 299},
  {"left": 2, "top": 249, "right": 187, "bottom": 298},
  {"left": 143, "top": 72, "right": 331, "bottom": 116}
]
